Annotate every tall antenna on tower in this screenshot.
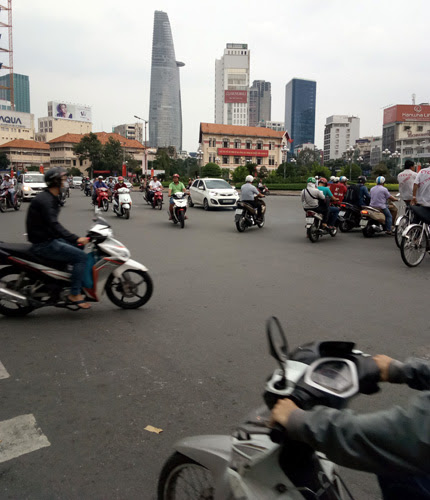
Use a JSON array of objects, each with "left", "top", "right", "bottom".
[
  {"left": 0, "top": 0, "right": 13, "bottom": 110},
  {"left": 412, "top": 93, "right": 416, "bottom": 105}
]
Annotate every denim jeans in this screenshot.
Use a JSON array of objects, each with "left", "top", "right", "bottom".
[
  {"left": 31, "top": 238, "right": 87, "bottom": 295},
  {"left": 381, "top": 207, "right": 392, "bottom": 231},
  {"left": 328, "top": 206, "right": 339, "bottom": 226},
  {"left": 378, "top": 473, "right": 430, "bottom": 500}
]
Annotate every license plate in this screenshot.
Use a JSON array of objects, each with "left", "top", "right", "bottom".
[
  {"left": 235, "top": 209, "right": 243, "bottom": 215},
  {"left": 305, "top": 217, "right": 314, "bottom": 224},
  {"left": 339, "top": 211, "right": 345, "bottom": 217},
  {"left": 360, "top": 220, "right": 367, "bottom": 227}
]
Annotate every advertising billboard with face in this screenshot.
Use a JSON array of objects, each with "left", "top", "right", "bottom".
[
  {"left": 384, "top": 105, "right": 430, "bottom": 125},
  {"left": 48, "top": 101, "right": 92, "bottom": 123}
]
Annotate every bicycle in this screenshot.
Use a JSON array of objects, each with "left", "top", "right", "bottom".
[
  {"left": 395, "top": 203, "right": 413, "bottom": 248},
  {"left": 400, "top": 218, "right": 430, "bottom": 267}
]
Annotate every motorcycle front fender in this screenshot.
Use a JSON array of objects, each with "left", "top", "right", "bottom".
[
  {"left": 121, "top": 203, "right": 131, "bottom": 210},
  {"left": 113, "top": 258, "right": 148, "bottom": 277},
  {"left": 234, "top": 214, "right": 242, "bottom": 222}
]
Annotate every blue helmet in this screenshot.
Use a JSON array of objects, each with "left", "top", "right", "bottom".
[{"left": 376, "top": 176, "right": 386, "bottom": 185}]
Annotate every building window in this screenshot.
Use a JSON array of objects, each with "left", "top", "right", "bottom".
[
  {"left": 268, "top": 157, "right": 275, "bottom": 166},
  {"left": 223, "top": 139, "right": 229, "bottom": 148},
  {"left": 223, "top": 156, "right": 229, "bottom": 164},
  {"left": 246, "top": 141, "right": 251, "bottom": 149},
  {"left": 234, "top": 139, "right": 241, "bottom": 148},
  {"left": 404, "top": 126, "right": 411, "bottom": 131},
  {"left": 256, "top": 141, "right": 262, "bottom": 150},
  {"left": 268, "top": 142, "right": 274, "bottom": 151},
  {"left": 417, "top": 126, "right": 423, "bottom": 131},
  {"left": 234, "top": 157, "right": 240, "bottom": 164},
  {"left": 256, "top": 157, "right": 262, "bottom": 165}
]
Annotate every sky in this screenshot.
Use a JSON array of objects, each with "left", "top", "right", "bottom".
[{"left": 6, "top": 0, "right": 430, "bottom": 152}]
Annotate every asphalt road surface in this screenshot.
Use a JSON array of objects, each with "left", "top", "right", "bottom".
[{"left": 0, "top": 190, "right": 428, "bottom": 499}]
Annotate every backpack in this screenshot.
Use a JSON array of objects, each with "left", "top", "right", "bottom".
[{"left": 344, "top": 184, "right": 360, "bottom": 205}]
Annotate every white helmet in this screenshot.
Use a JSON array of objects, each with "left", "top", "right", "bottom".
[
  {"left": 339, "top": 176, "right": 347, "bottom": 183},
  {"left": 330, "top": 176, "right": 335, "bottom": 181},
  {"left": 376, "top": 176, "right": 386, "bottom": 185},
  {"left": 335, "top": 177, "right": 340, "bottom": 182},
  {"left": 245, "top": 175, "right": 254, "bottom": 183}
]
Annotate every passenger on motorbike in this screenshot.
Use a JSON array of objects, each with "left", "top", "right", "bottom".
[
  {"left": 0, "top": 173, "right": 15, "bottom": 205},
  {"left": 168, "top": 174, "right": 186, "bottom": 220},
  {"left": 241, "top": 175, "right": 265, "bottom": 221},
  {"left": 26, "top": 167, "right": 90, "bottom": 309},
  {"left": 370, "top": 176, "right": 398, "bottom": 234},
  {"left": 92, "top": 176, "right": 108, "bottom": 205},
  {"left": 272, "top": 354, "right": 430, "bottom": 500},
  {"left": 318, "top": 177, "right": 340, "bottom": 228},
  {"left": 301, "top": 177, "right": 328, "bottom": 227}
]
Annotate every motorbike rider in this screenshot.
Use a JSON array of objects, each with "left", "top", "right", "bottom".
[
  {"left": 148, "top": 175, "right": 162, "bottom": 203},
  {"left": 398, "top": 160, "right": 417, "bottom": 206},
  {"left": 272, "top": 354, "right": 430, "bottom": 500},
  {"left": 301, "top": 177, "right": 328, "bottom": 227},
  {"left": 357, "top": 175, "right": 371, "bottom": 206},
  {"left": 168, "top": 174, "right": 186, "bottom": 220},
  {"left": 370, "top": 176, "right": 398, "bottom": 235},
  {"left": 0, "top": 173, "right": 15, "bottom": 206},
  {"left": 329, "top": 175, "right": 348, "bottom": 203},
  {"left": 257, "top": 178, "right": 268, "bottom": 195},
  {"left": 241, "top": 175, "right": 265, "bottom": 221},
  {"left": 317, "top": 177, "right": 340, "bottom": 228},
  {"left": 26, "top": 167, "right": 90, "bottom": 309},
  {"left": 92, "top": 176, "right": 108, "bottom": 205}
]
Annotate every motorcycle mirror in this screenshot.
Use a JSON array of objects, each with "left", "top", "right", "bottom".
[{"left": 266, "top": 316, "right": 288, "bottom": 368}]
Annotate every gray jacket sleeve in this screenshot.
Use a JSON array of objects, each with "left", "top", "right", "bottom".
[{"left": 286, "top": 359, "right": 430, "bottom": 476}]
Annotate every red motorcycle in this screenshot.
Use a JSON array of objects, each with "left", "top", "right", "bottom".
[
  {"left": 0, "top": 188, "right": 21, "bottom": 212},
  {"left": 152, "top": 188, "right": 163, "bottom": 210},
  {"left": 96, "top": 187, "right": 109, "bottom": 212}
]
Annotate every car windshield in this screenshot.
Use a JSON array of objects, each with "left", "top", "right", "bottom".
[
  {"left": 24, "top": 174, "right": 44, "bottom": 183},
  {"left": 73, "top": 177, "right": 82, "bottom": 182},
  {"left": 205, "top": 180, "right": 231, "bottom": 189}
]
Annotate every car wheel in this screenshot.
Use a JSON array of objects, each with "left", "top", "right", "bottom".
[
  {"left": 188, "top": 196, "right": 194, "bottom": 208},
  {"left": 203, "top": 198, "right": 209, "bottom": 211}
]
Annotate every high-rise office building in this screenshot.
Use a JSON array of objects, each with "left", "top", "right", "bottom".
[
  {"left": 0, "top": 73, "right": 30, "bottom": 113},
  {"left": 249, "top": 80, "right": 271, "bottom": 127},
  {"left": 323, "top": 115, "right": 360, "bottom": 162},
  {"left": 284, "top": 78, "right": 316, "bottom": 151},
  {"left": 149, "top": 11, "right": 184, "bottom": 150},
  {"left": 215, "top": 43, "right": 250, "bottom": 126}
]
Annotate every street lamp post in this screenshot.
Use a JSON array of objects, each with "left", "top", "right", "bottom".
[
  {"left": 390, "top": 150, "right": 401, "bottom": 176},
  {"left": 197, "top": 147, "right": 203, "bottom": 177},
  {"left": 134, "top": 115, "right": 148, "bottom": 178},
  {"left": 282, "top": 145, "right": 289, "bottom": 179},
  {"left": 345, "top": 145, "right": 356, "bottom": 181}
]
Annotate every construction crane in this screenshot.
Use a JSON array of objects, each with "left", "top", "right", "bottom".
[{"left": 0, "top": 0, "right": 13, "bottom": 110}]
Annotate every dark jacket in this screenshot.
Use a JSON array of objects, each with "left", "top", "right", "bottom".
[
  {"left": 26, "top": 189, "right": 79, "bottom": 245},
  {"left": 287, "top": 358, "right": 430, "bottom": 476}
]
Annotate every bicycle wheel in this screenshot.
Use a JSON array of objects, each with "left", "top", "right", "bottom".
[
  {"left": 395, "top": 216, "right": 409, "bottom": 248},
  {"left": 400, "top": 225, "right": 427, "bottom": 267}
]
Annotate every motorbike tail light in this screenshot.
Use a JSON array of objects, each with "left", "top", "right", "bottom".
[
  {"left": 361, "top": 210, "right": 368, "bottom": 215},
  {"left": 341, "top": 204, "right": 346, "bottom": 208}
]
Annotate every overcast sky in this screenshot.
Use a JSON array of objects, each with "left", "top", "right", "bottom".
[{"left": 8, "top": 0, "right": 430, "bottom": 152}]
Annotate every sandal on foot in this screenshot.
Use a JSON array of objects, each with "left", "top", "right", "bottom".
[{"left": 67, "top": 297, "right": 91, "bottom": 310}]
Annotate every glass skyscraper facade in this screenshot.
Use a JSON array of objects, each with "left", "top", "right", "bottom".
[
  {"left": 284, "top": 78, "right": 316, "bottom": 151},
  {"left": 149, "top": 11, "right": 184, "bottom": 150},
  {"left": 0, "top": 73, "right": 30, "bottom": 113}
]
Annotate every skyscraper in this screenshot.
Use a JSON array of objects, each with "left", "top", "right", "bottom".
[
  {"left": 284, "top": 78, "right": 316, "bottom": 151},
  {"left": 149, "top": 11, "right": 184, "bottom": 150},
  {"left": 215, "top": 43, "right": 250, "bottom": 126},
  {"left": 249, "top": 80, "right": 271, "bottom": 127},
  {"left": 0, "top": 73, "right": 30, "bottom": 113}
]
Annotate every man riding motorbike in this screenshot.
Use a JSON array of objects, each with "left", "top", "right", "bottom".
[
  {"left": 168, "top": 174, "right": 186, "bottom": 220},
  {"left": 272, "top": 354, "right": 430, "bottom": 500},
  {"left": 301, "top": 177, "right": 328, "bottom": 227},
  {"left": 240, "top": 175, "right": 265, "bottom": 221},
  {"left": 148, "top": 175, "right": 162, "bottom": 204},
  {"left": 370, "top": 176, "right": 398, "bottom": 235},
  {"left": 0, "top": 173, "right": 15, "bottom": 206},
  {"left": 26, "top": 167, "right": 90, "bottom": 309},
  {"left": 92, "top": 176, "right": 108, "bottom": 205}
]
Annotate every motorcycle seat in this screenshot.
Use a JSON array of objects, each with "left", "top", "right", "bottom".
[
  {"left": 239, "top": 202, "right": 256, "bottom": 215},
  {"left": 0, "top": 242, "right": 70, "bottom": 271}
]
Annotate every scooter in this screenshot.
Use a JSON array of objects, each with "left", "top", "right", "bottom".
[
  {"left": 95, "top": 187, "right": 109, "bottom": 212},
  {"left": 152, "top": 188, "right": 163, "bottom": 210},
  {"left": 113, "top": 187, "right": 132, "bottom": 219},
  {"left": 170, "top": 192, "right": 187, "bottom": 228},
  {"left": 84, "top": 182, "right": 92, "bottom": 197},
  {"left": 157, "top": 316, "right": 380, "bottom": 500},
  {"left": 360, "top": 197, "right": 399, "bottom": 237},
  {"left": 0, "top": 188, "right": 21, "bottom": 212},
  {"left": 0, "top": 216, "right": 153, "bottom": 317},
  {"left": 235, "top": 198, "right": 266, "bottom": 232},
  {"left": 304, "top": 209, "right": 336, "bottom": 242},
  {"left": 338, "top": 202, "right": 362, "bottom": 232}
]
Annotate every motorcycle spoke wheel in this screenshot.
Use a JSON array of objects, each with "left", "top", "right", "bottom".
[
  {"left": 0, "top": 267, "right": 35, "bottom": 317},
  {"left": 157, "top": 452, "right": 215, "bottom": 500},
  {"left": 362, "top": 223, "right": 374, "bottom": 238},
  {"left": 395, "top": 216, "right": 409, "bottom": 248},
  {"left": 105, "top": 269, "right": 153, "bottom": 309},
  {"left": 103, "top": 200, "right": 109, "bottom": 212},
  {"left": 158, "top": 200, "right": 163, "bottom": 210},
  {"left": 339, "top": 220, "right": 351, "bottom": 232},
  {"left": 307, "top": 225, "right": 319, "bottom": 243},
  {"left": 401, "top": 225, "right": 427, "bottom": 267},
  {"left": 236, "top": 216, "right": 246, "bottom": 232}
]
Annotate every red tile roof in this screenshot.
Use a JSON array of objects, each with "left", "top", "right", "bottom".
[
  {"left": 200, "top": 123, "right": 285, "bottom": 140},
  {"left": 0, "top": 139, "right": 50, "bottom": 150},
  {"left": 48, "top": 132, "right": 144, "bottom": 149}
]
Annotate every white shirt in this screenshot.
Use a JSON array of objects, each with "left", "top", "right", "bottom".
[
  {"left": 414, "top": 167, "right": 430, "bottom": 207},
  {"left": 301, "top": 183, "right": 325, "bottom": 209},
  {"left": 0, "top": 180, "right": 14, "bottom": 190},
  {"left": 397, "top": 169, "right": 417, "bottom": 201},
  {"left": 149, "top": 180, "right": 162, "bottom": 190}
]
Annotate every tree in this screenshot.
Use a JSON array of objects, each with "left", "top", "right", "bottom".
[
  {"left": 67, "top": 167, "right": 82, "bottom": 176},
  {"left": 103, "top": 137, "right": 123, "bottom": 173},
  {"left": 0, "top": 152, "right": 10, "bottom": 170},
  {"left": 232, "top": 165, "right": 248, "bottom": 184},
  {"left": 73, "top": 133, "right": 104, "bottom": 174},
  {"left": 297, "top": 149, "right": 321, "bottom": 166},
  {"left": 153, "top": 149, "right": 172, "bottom": 177},
  {"left": 258, "top": 165, "right": 268, "bottom": 179},
  {"left": 245, "top": 162, "right": 257, "bottom": 175},
  {"left": 201, "top": 162, "right": 222, "bottom": 178},
  {"left": 341, "top": 163, "right": 362, "bottom": 180},
  {"left": 371, "top": 163, "right": 389, "bottom": 179},
  {"left": 311, "top": 166, "right": 331, "bottom": 179}
]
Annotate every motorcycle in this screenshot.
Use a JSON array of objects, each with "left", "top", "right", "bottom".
[
  {"left": 95, "top": 187, "right": 109, "bottom": 212},
  {"left": 84, "top": 182, "right": 92, "bottom": 197},
  {"left": 152, "top": 188, "right": 163, "bottom": 210},
  {"left": 0, "top": 216, "right": 153, "bottom": 317},
  {"left": 0, "top": 188, "right": 21, "bottom": 212},
  {"left": 170, "top": 192, "right": 187, "bottom": 228},
  {"left": 304, "top": 209, "right": 336, "bottom": 242},
  {"left": 59, "top": 187, "right": 68, "bottom": 206},
  {"left": 143, "top": 188, "right": 153, "bottom": 206},
  {"left": 337, "top": 202, "right": 362, "bottom": 232},
  {"left": 157, "top": 316, "right": 380, "bottom": 500},
  {"left": 113, "top": 187, "right": 132, "bottom": 219},
  {"left": 235, "top": 198, "right": 266, "bottom": 232}
]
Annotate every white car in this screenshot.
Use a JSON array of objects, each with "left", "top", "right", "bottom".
[
  {"left": 124, "top": 181, "right": 133, "bottom": 190},
  {"left": 17, "top": 173, "right": 47, "bottom": 200},
  {"left": 72, "top": 176, "right": 83, "bottom": 189},
  {"left": 188, "top": 178, "right": 239, "bottom": 210}
]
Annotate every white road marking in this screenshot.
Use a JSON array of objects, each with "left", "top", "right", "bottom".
[
  {"left": 0, "top": 361, "right": 9, "bottom": 379},
  {"left": 0, "top": 414, "right": 50, "bottom": 463}
]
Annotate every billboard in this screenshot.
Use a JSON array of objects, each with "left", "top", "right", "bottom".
[
  {"left": 48, "top": 101, "right": 92, "bottom": 123},
  {"left": 384, "top": 104, "right": 430, "bottom": 125},
  {"left": 218, "top": 148, "right": 268, "bottom": 157},
  {"left": 0, "top": 110, "right": 32, "bottom": 129},
  {"left": 224, "top": 90, "right": 247, "bottom": 104}
]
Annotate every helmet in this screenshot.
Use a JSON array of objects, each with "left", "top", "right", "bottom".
[
  {"left": 4, "top": 173, "right": 10, "bottom": 178},
  {"left": 98, "top": 175, "right": 103, "bottom": 180},
  {"left": 307, "top": 177, "right": 316, "bottom": 184},
  {"left": 330, "top": 176, "right": 335, "bottom": 181},
  {"left": 319, "top": 177, "right": 327, "bottom": 185},
  {"left": 334, "top": 177, "right": 340, "bottom": 182},
  {"left": 173, "top": 173, "right": 179, "bottom": 178},
  {"left": 376, "top": 176, "right": 385, "bottom": 185},
  {"left": 118, "top": 176, "right": 124, "bottom": 182},
  {"left": 45, "top": 167, "right": 67, "bottom": 188},
  {"left": 358, "top": 175, "right": 367, "bottom": 184},
  {"left": 339, "top": 176, "right": 347, "bottom": 183},
  {"left": 245, "top": 175, "right": 254, "bottom": 183}
]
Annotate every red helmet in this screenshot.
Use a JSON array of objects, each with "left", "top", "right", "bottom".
[
  {"left": 173, "top": 173, "right": 179, "bottom": 178},
  {"left": 118, "top": 176, "right": 124, "bottom": 181},
  {"left": 319, "top": 177, "right": 327, "bottom": 185}
]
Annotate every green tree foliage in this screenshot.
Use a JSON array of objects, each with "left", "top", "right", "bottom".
[
  {"left": 186, "top": 158, "right": 199, "bottom": 177},
  {"left": 0, "top": 152, "right": 10, "bottom": 170},
  {"left": 67, "top": 167, "right": 82, "bottom": 176},
  {"left": 103, "top": 137, "right": 123, "bottom": 173},
  {"left": 297, "top": 149, "right": 321, "bottom": 166},
  {"left": 312, "top": 166, "right": 331, "bottom": 179},
  {"left": 341, "top": 163, "right": 362, "bottom": 180},
  {"left": 221, "top": 168, "right": 231, "bottom": 180},
  {"left": 258, "top": 165, "right": 268, "bottom": 179},
  {"left": 232, "top": 165, "right": 248, "bottom": 184},
  {"left": 371, "top": 163, "right": 389, "bottom": 179},
  {"left": 153, "top": 149, "right": 172, "bottom": 176},
  {"left": 325, "top": 159, "right": 346, "bottom": 174},
  {"left": 201, "top": 162, "right": 222, "bottom": 178},
  {"left": 277, "top": 162, "right": 298, "bottom": 181},
  {"left": 245, "top": 162, "right": 257, "bottom": 175},
  {"left": 73, "top": 133, "right": 104, "bottom": 172}
]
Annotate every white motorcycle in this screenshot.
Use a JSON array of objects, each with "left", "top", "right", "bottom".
[
  {"left": 0, "top": 216, "right": 153, "bottom": 316},
  {"left": 113, "top": 187, "right": 132, "bottom": 219},
  {"left": 157, "top": 317, "right": 381, "bottom": 499},
  {"left": 170, "top": 192, "right": 188, "bottom": 228}
]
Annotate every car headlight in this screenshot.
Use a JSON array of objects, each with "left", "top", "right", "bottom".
[{"left": 23, "top": 186, "right": 31, "bottom": 191}]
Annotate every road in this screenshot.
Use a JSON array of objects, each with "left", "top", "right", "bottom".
[{"left": 0, "top": 190, "right": 428, "bottom": 499}]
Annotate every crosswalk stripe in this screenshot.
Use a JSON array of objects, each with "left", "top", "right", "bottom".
[
  {"left": 0, "top": 361, "right": 10, "bottom": 379},
  {"left": 0, "top": 414, "right": 50, "bottom": 464}
]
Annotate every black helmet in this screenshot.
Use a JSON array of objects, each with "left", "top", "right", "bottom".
[
  {"left": 45, "top": 167, "right": 67, "bottom": 188},
  {"left": 358, "top": 175, "right": 367, "bottom": 184}
]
